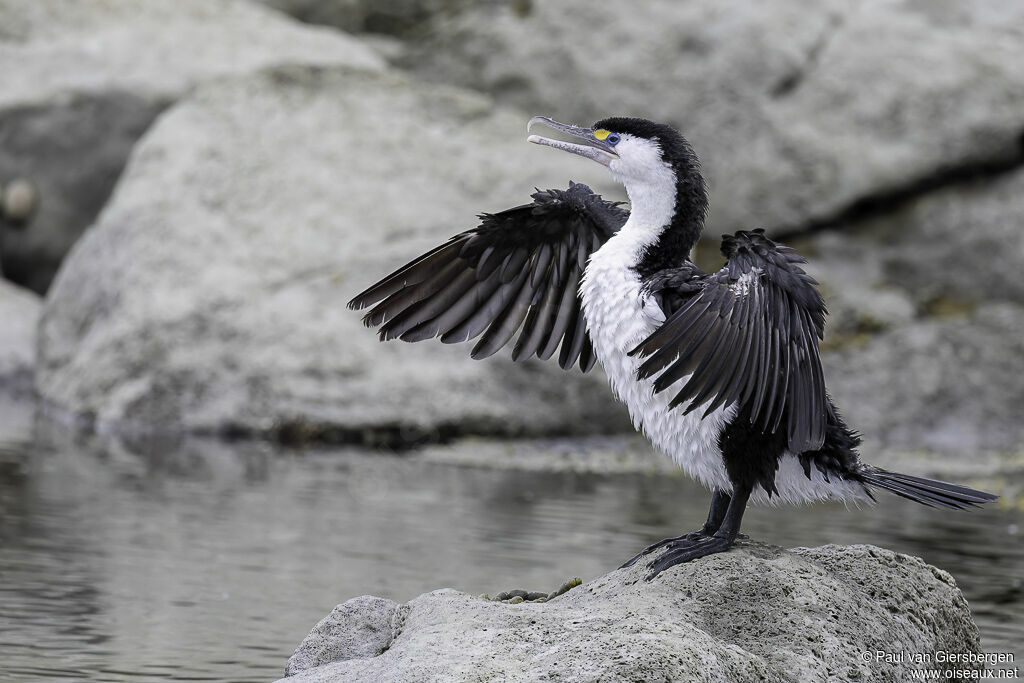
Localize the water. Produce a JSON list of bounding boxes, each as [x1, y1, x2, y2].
[[0, 409, 1020, 682]]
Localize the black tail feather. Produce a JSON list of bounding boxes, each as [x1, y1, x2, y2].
[[862, 468, 998, 510]]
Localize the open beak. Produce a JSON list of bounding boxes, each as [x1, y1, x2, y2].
[[526, 116, 618, 167]]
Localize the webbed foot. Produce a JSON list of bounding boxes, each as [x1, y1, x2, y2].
[[644, 534, 736, 581], [620, 531, 708, 568]]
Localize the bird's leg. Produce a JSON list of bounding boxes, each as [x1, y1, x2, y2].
[[644, 480, 752, 581], [620, 490, 731, 568]]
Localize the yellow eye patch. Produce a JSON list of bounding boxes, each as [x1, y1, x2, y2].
[[593, 129, 611, 140]]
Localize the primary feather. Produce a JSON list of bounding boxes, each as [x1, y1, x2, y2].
[[348, 182, 627, 371]]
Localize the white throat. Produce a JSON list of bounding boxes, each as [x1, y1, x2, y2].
[[606, 135, 679, 262]]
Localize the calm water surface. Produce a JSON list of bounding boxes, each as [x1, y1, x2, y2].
[[0, 404, 1020, 682]]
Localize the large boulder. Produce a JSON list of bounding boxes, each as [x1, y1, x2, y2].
[[280, 543, 983, 682], [401, 0, 1024, 237], [0, 279, 41, 394], [0, 0, 383, 292], [800, 167, 1024, 454], [37, 66, 629, 442], [828, 167, 1024, 309]]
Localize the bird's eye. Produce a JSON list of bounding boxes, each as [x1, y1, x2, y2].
[[607, 133, 621, 145]]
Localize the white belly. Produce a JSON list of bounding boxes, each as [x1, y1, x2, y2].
[[581, 239, 737, 495], [580, 236, 871, 506]]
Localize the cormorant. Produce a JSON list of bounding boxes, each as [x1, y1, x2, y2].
[[349, 116, 997, 580]]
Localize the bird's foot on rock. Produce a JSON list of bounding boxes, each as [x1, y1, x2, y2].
[[644, 534, 735, 581], [620, 531, 709, 568]]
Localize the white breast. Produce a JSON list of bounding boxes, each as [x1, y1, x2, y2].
[[582, 140, 871, 505], [580, 227, 872, 507], [580, 229, 737, 495]]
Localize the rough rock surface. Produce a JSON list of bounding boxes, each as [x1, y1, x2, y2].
[[0, 279, 41, 394], [286, 596, 406, 675], [403, 0, 1024, 236], [0, 0, 383, 291], [37, 66, 629, 440], [280, 543, 982, 683]]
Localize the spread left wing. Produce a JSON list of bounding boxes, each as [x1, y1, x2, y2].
[[348, 183, 627, 371], [631, 229, 829, 453]]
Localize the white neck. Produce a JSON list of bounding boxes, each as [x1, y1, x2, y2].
[[607, 156, 679, 264]]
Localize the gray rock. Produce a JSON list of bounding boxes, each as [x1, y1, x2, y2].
[[0, 0, 383, 291], [800, 167, 1024, 343], [801, 231, 918, 344], [286, 596, 407, 676], [37, 66, 629, 440], [797, 167, 1024, 456], [0, 278, 41, 394], [0, 389, 34, 447], [280, 543, 982, 682], [402, 0, 1024, 237], [824, 302, 1024, 454], [846, 167, 1024, 308]]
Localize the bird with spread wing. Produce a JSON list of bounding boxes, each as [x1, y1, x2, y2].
[[350, 116, 996, 580]]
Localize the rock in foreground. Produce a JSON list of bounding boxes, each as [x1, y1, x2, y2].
[[280, 544, 982, 682]]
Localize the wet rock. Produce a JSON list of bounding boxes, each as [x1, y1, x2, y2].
[[0, 279, 41, 395], [403, 0, 1024, 237], [0, 0, 383, 292], [280, 543, 982, 682], [37, 66, 628, 441]]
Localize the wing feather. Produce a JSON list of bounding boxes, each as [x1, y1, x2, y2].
[[471, 268, 537, 360], [513, 251, 559, 361], [633, 229, 829, 453], [540, 258, 582, 361], [559, 265, 590, 370], [349, 184, 626, 372], [350, 238, 465, 309]]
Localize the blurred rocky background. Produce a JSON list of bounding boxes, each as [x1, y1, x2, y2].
[[2, 0, 1024, 466], [3, 3, 1024, 681]]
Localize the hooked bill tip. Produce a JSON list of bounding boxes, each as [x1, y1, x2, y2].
[[526, 115, 550, 134]]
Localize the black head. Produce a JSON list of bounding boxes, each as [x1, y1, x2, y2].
[[591, 117, 700, 169], [527, 115, 709, 274], [593, 117, 708, 274]]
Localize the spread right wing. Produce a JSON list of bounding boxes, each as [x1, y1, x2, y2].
[[632, 229, 830, 452], [348, 183, 627, 372]]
